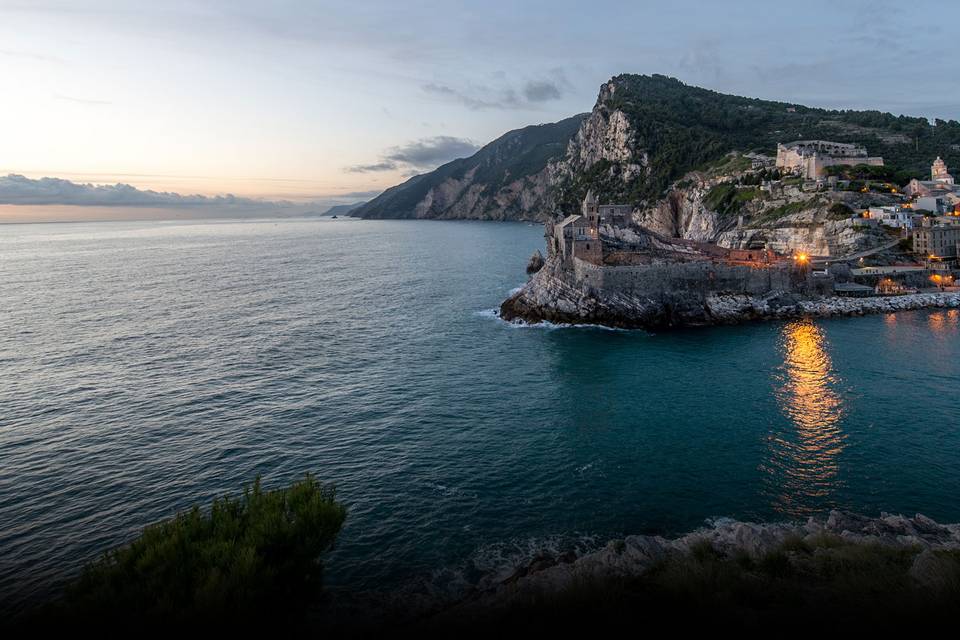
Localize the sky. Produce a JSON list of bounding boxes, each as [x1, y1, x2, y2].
[[1, 0, 957, 219]]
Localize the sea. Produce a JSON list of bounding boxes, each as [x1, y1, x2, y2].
[[1, 217, 958, 612]]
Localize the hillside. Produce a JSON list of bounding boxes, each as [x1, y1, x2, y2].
[[355, 74, 960, 222], [551, 74, 960, 212], [351, 114, 587, 220]]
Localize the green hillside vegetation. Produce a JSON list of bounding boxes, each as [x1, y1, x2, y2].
[[557, 74, 960, 209], [749, 197, 823, 227], [828, 202, 856, 219], [703, 182, 761, 218]]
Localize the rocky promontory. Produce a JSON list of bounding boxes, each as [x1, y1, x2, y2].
[[500, 254, 960, 330]]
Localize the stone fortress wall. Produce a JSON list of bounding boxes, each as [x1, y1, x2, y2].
[[776, 140, 884, 179], [571, 257, 825, 297]]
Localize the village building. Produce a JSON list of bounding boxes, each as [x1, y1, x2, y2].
[[776, 140, 883, 179], [914, 196, 953, 215], [932, 156, 955, 185], [851, 265, 926, 276], [875, 278, 910, 295], [548, 192, 636, 266], [759, 180, 784, 198], [551, 213, 601, 265], [834, 282, 875, 297], [913, 220, 960, 258], [904, 157, 960, 199], [580, 190, 632, 227], [867, 205, 915, 229]]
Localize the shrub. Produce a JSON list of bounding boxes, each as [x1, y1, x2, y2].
[[704, 183, 759, 217], [828, 202, 854, 219], [53, 474, 346, 624]]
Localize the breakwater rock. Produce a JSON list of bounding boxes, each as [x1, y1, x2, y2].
[[499, 261, 960, 329]]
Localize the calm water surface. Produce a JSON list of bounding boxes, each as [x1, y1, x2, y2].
[[1, 217, 959, 610]]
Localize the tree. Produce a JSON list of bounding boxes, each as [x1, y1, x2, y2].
[[46, 474, 347, 626]]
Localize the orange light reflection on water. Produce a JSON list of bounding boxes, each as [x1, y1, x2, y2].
[[764, 320, 846, 517], [927, 309, 959, 337]]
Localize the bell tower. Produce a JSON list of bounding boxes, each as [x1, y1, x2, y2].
[[581, 189, 600, 226]]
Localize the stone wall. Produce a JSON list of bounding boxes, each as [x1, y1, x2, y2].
[[572, 258, 815, 297]]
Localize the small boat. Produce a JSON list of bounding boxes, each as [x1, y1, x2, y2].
[[331, 215, 338, 219]]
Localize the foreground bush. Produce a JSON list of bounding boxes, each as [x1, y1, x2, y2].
[[54, 474, 346, 624]]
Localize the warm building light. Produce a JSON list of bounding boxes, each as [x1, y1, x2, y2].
[[795, 253, 809, 263]]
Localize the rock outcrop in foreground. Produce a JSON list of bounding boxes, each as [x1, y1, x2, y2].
[[467, 512, 960, 606], [321, 512, 960, 634], [415, 512, 960, 632]]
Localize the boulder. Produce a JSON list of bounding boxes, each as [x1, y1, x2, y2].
[[526, 249, 545, 275]]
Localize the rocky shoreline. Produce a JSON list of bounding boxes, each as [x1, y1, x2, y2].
[[499, 262, 960, 330], [438, 511, 960, 619]]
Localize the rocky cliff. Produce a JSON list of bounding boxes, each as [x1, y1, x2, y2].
[[499, 253, 960, 330], [637, 177, 898, 256]]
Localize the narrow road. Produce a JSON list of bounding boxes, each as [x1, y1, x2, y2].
[[812, 238, 901, 264]]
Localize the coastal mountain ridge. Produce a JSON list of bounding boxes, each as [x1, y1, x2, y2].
[[351, 114, 587, 220], [354, 74, 960, 223]]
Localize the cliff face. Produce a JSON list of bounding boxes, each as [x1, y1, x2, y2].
[[635, 183, 728, 241], [630, 175, 901, 257], [351, 115, 587, 221], [557, 82, 648, 182]]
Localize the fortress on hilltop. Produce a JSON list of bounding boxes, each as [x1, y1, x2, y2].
[[776, 140, 884, 179]]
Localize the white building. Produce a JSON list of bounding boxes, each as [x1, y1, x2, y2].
[[867, 205, 915, 229], [914, 196, 952, 215]]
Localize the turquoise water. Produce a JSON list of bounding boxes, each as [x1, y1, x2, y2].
[[1, 218, 959, 610]]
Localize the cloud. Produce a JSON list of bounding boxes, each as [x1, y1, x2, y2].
[[422, 83, 517, 111], [345, 136, 479, 173], [0, 174, 292, 207], [422, 69, 568, 111], [0, 48, 66, 64], [338, 189, 384, 199], [54, 93, 112, 106], [345, 161, 399, 173], [523, 80, 563, 103]]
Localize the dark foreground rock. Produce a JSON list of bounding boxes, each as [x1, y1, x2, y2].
[[306, 512, 960, 637], [408, 511, 960, 635]]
